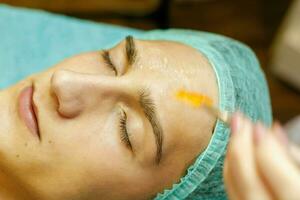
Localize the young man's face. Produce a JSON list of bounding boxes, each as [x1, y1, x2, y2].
[[0, 38, 218, 200]]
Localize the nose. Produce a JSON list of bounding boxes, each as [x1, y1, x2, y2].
[[51, 70, 127, 118]]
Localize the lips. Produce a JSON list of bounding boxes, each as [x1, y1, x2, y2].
[[18, 86, 40, 140]]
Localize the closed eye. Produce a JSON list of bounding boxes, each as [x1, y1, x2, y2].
[[101, 50, 118, 76], [119, 109, 132, 150]]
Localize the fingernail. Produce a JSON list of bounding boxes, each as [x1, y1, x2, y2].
[[254, 122, 265, 144], [231, 112, 243, 135], [273, 121, 289, 146]]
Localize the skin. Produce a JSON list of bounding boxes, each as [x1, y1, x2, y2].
[[224, 113, 300, 200], [0, 38, 219, 200]]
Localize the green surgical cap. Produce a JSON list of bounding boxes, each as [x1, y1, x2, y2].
[[137, 29, 272, 200]]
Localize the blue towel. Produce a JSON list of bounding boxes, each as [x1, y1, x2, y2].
[[0, 4, 142, 89]]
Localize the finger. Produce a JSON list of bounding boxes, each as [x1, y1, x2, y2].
[[254, 123, 300, 200], [289, 144, 300, 167], [272, 122, 288, 147], [223, 157, 240, 200], [273, 122, 300, 167], [226, 113, 271, 200]]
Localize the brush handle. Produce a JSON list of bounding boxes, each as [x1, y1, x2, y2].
[[202, 104, 232, 125]]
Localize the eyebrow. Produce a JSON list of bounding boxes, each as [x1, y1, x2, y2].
[[125, 35, 137, 66], [138, 89, 164, 164], [125, 36, 164, 164]]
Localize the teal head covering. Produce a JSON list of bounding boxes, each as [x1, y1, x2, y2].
[[137, 29, 272, 200]]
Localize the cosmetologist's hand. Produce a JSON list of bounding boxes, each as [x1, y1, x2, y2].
[[224, 112, 300, 200]]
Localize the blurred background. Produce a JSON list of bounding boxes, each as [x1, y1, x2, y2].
[[1, 0, 299, 128]]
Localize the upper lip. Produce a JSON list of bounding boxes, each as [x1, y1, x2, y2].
[[18, 84, 41, 140]]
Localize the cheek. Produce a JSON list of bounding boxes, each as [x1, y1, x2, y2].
[[73, 130, 144, 198], [42, 112, 133, 175]]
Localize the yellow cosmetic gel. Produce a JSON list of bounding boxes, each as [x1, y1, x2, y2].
[[176, 89, 232, 124], [175, 89, 213, 108]]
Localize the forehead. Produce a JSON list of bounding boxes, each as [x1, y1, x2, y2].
[[112, 38, 215, 88], [115, 39, 208, 72]]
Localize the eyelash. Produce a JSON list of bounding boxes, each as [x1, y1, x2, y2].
[[102, 51, 117, 75], [119, 110, 132, 149]]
